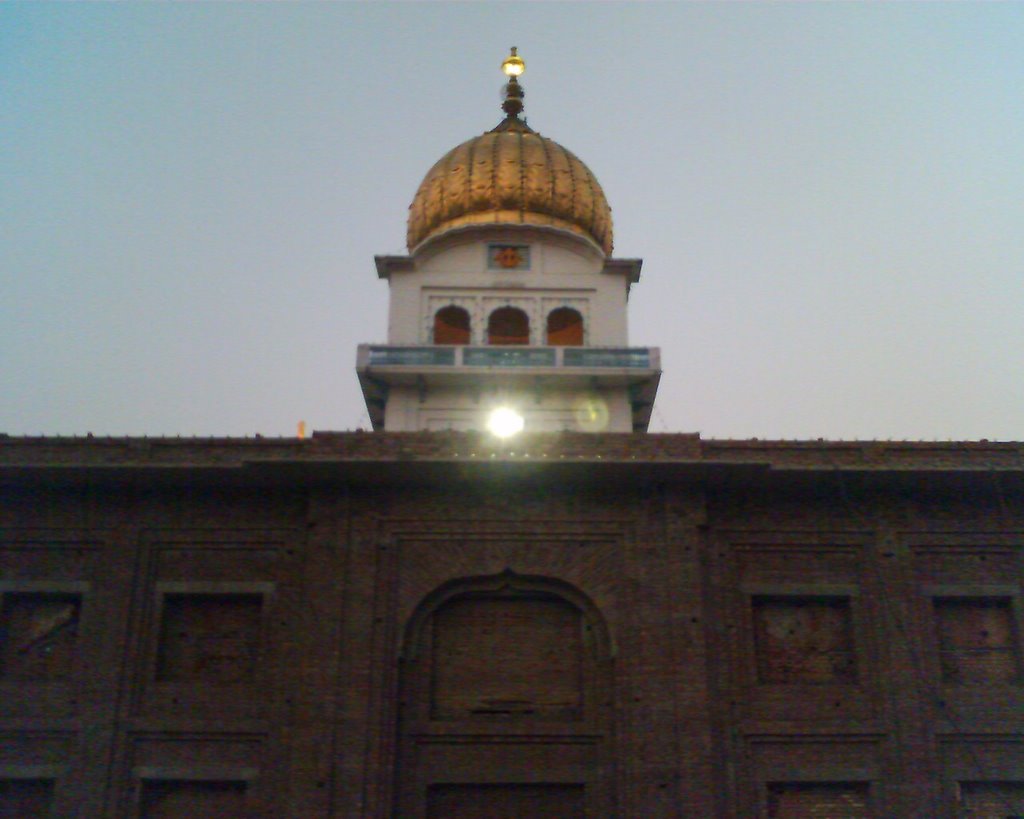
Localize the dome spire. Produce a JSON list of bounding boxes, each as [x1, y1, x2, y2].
[[406, 47, 612, 255], [500, 46, 526, 118]]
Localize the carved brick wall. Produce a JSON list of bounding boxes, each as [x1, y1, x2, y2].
[[430, 595, 584, 720], [0, 778, 55, 816], [958, 781, 1024, 817], [426, 783, 585, 818], [0, 458, 1021, 817], [139, 779, 248, 818], [0, 592, 81, 680], [155, 593, 263, 684], [752, 596, 857, 684], [766, 781, 870, 818], [933, 597, 1020, 684]]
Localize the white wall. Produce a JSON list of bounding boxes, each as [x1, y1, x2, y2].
[[376, 226, 641, 432], [387, 228, 630, 346], [383, 384, 634, 433]]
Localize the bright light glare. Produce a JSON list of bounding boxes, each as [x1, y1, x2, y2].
[[574, 395, 609, 432], [502, 58, 525, 77], [501, 48, 525, 77], [487, 406, 525, 438]]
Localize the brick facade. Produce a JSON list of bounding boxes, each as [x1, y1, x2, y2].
[[1, 431, 1023, 817]]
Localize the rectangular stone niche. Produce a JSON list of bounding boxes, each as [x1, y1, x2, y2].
[[959, 781, 1024, 817], [0, 592, 81, 681], [934, 597, 1021, 684], [752, 596, 856, 684], [427, 783, 584, 819], [0, 778, 55, 816], [156, 594, 262, 684], [140, 779, 247, 819], [766, 781, 869, 818]]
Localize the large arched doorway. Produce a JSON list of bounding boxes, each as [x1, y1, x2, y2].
[[395, 573, 615, 818]]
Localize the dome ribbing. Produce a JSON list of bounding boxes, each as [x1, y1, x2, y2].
[[406, 116, 613, 255]]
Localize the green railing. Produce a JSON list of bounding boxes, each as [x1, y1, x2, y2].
[[463, 348, 557, 367], [563, 348, 651, 368], [368, 347, 456, 366], [366, 345, 652, 369]]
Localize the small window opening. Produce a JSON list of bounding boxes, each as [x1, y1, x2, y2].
[[546, 307, 584, 346], [433, 306, 471, 345], [488, 307, 530, 346]]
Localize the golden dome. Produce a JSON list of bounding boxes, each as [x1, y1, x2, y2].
[[406, 115, 613, 255]]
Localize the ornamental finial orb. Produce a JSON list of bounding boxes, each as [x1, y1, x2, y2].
[[501, 46, 525, 78]]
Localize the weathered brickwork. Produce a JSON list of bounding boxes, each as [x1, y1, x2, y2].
[[0, 431, 1022, 816], [766, 782, 870, 818], [958, 781, 1024, 817]]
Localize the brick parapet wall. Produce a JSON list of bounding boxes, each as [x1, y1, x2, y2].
[[2, 431, 1023, 473]]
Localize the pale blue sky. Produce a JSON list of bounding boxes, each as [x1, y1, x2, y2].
[[2, 3, 1022, 439]]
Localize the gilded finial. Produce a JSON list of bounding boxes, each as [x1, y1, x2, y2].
[[501, 46, 526, 118], [501, 47, 525, 78]]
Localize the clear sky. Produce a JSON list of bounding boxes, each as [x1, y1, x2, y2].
[[2, 3, 1021, 440]]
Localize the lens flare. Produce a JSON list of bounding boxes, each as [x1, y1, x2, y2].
[[487, 406, 525, 438], [574, 395, 610, 432]]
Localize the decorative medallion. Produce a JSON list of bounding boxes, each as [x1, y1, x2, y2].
[[489, 244, 530, 270]]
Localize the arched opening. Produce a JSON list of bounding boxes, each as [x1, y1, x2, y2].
[[395, 573, 614, 818], [487, 307, 529, 346], [433, 306, 471, 345], [546, 307, 584, 346]]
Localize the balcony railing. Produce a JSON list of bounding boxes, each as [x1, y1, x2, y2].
[[563, 348, 653, 369], [365, 345, 654, 369], [463, 347, 557, 367], [366, 347, 456, 367]]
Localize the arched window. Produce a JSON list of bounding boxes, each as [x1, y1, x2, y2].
[[546, 307, 584, 346], [433, 306, 471, 345], [487, 307, 529, 345]]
